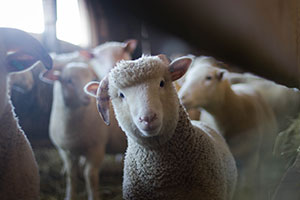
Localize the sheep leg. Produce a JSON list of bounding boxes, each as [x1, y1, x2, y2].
[[58, 149, 80, 200], [84, 147, 105, 200]]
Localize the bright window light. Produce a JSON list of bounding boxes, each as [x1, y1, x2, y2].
[[57, 0, 88, 46], [0, 0, 44, 33]]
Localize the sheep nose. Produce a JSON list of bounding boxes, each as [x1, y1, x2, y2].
[[139, 113, 157, 124]]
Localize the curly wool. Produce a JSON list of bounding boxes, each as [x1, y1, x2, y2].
[[123, 105, 237, 200], [110, 55, 168, 88]]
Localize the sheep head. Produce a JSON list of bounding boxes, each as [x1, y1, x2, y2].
[[89, 39, 138, 79], [178, 57, 227, 110], [42, 62, 97, 108], [85, 54, 192, 146]]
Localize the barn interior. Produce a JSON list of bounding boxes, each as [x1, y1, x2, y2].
[[2, 0, 300, 199]]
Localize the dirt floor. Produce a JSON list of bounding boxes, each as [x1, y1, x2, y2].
[[34, 147, 123, 200], [34, 146, 286, 200]]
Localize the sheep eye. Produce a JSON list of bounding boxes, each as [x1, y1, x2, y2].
[[206, 76, 212, 80], [160, 80, 165, 87], [119, 92, 125, 98]]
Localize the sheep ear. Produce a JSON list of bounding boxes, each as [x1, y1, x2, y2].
[[216, 69, 226, 81], [96, 76, 110, 125], [124, 39, 138, 53], [168, 56, 193, 81], [1, 28, 52, 72], [84, 81, 100, 98], [79, 50, 95, 60], [39, 69, 61, 84]]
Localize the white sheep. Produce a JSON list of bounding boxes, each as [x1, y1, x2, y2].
[[0, 27, 52, 200], [85, 55, 237, 200], [178, 57, 281, 200], [41, 63, 128, 200], [89, 40, 137, 79], [225, 71, 300, 132], [50, 39, 137, 79]]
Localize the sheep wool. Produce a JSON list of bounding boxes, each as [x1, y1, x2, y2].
[[123, 105, 237, 200], [0, 102, 39, 200], [101, 55, 237, 200]]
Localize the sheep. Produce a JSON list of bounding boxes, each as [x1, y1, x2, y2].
[[0, 28, 52, 200], [184, 56, 300, 132], [50, 39, 137, 79], [39, 39, 136, 200], [85, 55, 237, 200], [178, 57, 281, 200], [225, 71, 300, 132], [41, 61, 127, 200], [88, 40, 137, 79]]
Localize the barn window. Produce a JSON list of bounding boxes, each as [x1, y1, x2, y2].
[[0, 0, 45, 33], [0, 0, 89, 47], [56, 0, 89, 46]]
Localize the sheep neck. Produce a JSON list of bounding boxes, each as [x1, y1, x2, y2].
[[51, 82, 98, 131], [204, 83, 255, 137]]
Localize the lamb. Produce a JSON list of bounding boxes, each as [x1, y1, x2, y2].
[[85, 55, 237, 200], [0, 28, 52, 200], [39, 40, 136, 200], [178, 57, 281, 200], [41, 63, 127, 200]]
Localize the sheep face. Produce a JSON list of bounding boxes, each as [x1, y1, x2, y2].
[[62, 64, 97, 108], [43, 62, 97, 108], [178, 64, 226, 110], [112, 75, 178, 142], [85, 55, 192, 146]]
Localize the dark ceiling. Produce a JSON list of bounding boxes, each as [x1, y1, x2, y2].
[[98, 0, 299, 87]]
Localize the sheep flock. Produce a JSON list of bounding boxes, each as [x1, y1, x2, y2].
[[1, 27, 299, 200]]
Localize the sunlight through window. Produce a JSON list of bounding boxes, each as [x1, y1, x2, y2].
[[57, 0, 88, 46], [0, 0, 44, 33]]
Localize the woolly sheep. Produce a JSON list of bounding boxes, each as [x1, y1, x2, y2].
[[85, 55, 237, 200], [41, 63, 128, 200], [178, 57, 280, 200], [0, 28, 52, 200]]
